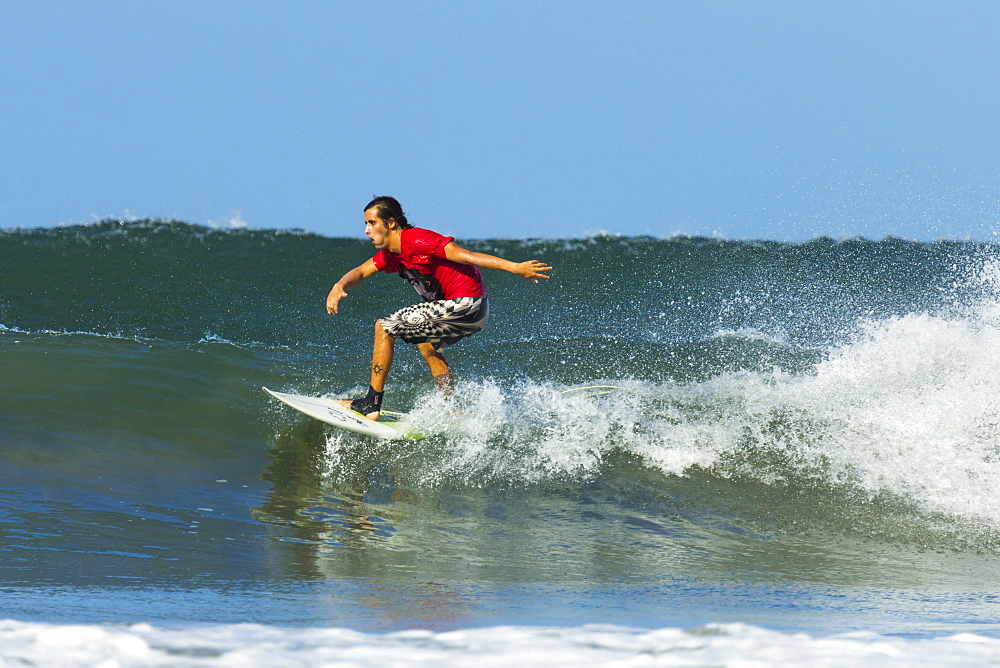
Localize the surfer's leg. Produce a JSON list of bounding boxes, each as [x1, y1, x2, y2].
[[341, 319, 394, 419], [370, 319, 395, 393], [417, 342, 453, 396]]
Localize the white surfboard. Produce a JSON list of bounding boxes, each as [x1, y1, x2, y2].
[[263, 387, 417, 439]]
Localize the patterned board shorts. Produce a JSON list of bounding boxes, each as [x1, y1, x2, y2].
[[381, 296, 490, 348]]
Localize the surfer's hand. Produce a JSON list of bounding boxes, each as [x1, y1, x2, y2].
[[326, 285, 348, 314], [516, 260, 552, 283]]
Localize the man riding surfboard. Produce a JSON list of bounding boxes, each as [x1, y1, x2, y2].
[[326, 196, 552, 420]]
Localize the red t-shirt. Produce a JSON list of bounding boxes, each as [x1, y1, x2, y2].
[[372, 228, 486, 301]]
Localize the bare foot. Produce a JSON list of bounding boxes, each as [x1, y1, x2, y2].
[[338, 399, 380, 421]]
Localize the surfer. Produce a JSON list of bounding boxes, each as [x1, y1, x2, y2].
[[326, 196, 552, 420]]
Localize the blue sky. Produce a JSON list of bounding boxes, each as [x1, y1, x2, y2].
[[2, 1, 998, 241]]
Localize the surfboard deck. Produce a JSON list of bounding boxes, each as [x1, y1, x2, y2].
[[263, 387, 417, 439]]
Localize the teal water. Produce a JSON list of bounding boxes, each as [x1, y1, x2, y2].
[[3, 221, 1000, 641]]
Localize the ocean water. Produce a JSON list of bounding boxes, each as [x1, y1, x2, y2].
[[3, 220, 1000, 665]]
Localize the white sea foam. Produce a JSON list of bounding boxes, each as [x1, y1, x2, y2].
[[628, 302, 1000, 524], [206, 210, 250, 229], [0, 620, 997, 666], [366, 288, 1000, 532]]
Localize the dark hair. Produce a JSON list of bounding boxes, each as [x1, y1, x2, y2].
[[364, 195, 412, 229]]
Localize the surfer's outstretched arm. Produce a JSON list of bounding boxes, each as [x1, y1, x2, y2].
[[326, 259, 379, 314], [443, 243, 552, 283]]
